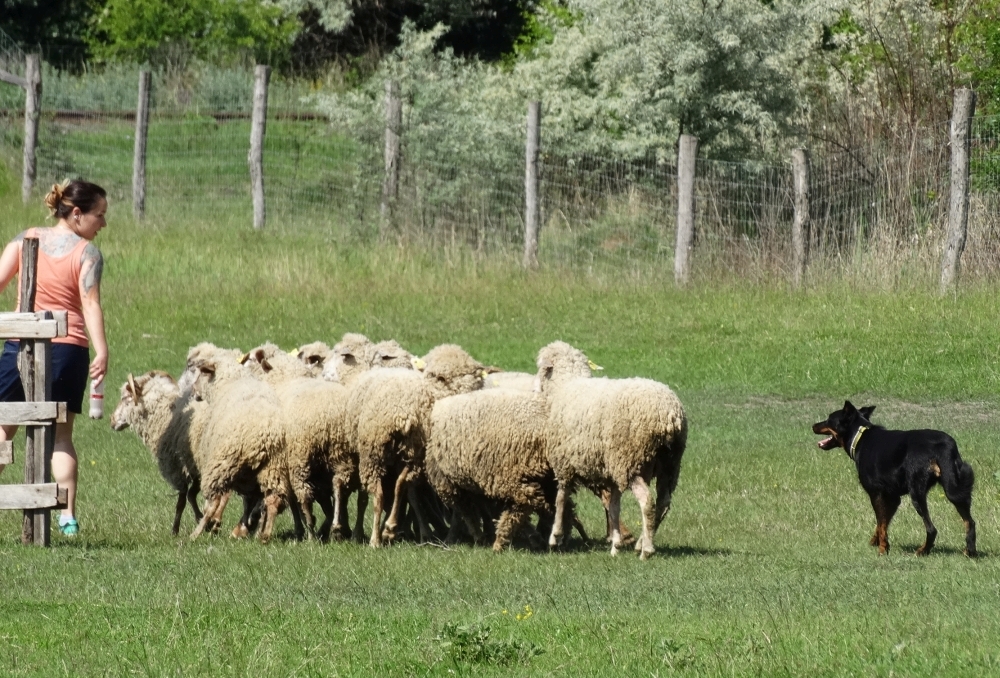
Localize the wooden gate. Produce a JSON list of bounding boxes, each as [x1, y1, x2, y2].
[[0, 238, 68, 545]]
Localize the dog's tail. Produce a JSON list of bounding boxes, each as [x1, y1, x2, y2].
[[942, 455, 975, 504]]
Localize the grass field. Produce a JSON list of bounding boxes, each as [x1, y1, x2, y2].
[[1, 185, 1000, 676]]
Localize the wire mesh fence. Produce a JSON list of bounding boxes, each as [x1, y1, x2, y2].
[[2, 58, 1000, 285]]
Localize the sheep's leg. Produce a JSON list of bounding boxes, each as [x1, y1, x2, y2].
[[631, 477, 656, 560], [171, 487, 188, 536], [607, 488, 623, 556], [233, 494, 260, 538], [187, 483, 203, 523], [315, 491, 335, 542], [353, 489, 368, 544], [493, 507, 528, 553], [600, 488, 634, 545], [548, 484, 568, 549], [382, 467, 411, 543], [330, 478, 346, 540], [369, 482, 385, 548], [191, 494, 221, 540], [210, 491, 231, 534], [258, 493, 283, 544], [406, 482, 434, 543]]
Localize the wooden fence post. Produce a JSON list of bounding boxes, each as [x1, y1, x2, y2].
[[21, 53, 41, 205], [523, 101, 542, 270], [940, 88, 976, 294], [381, 80, 402, 230], [674, 134, 698, 285], [791, 149, 810, 288], [249, 64, 270, 230], [133, 70, 151, 221], [16, 239, 53, 545]]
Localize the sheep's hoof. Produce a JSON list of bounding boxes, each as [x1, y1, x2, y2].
[[609, 545, 619, 557], [639, 547, 655, 561]]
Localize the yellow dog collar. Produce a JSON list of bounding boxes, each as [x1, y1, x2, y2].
[[849, 426, 869, 461]]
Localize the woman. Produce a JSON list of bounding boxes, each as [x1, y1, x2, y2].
[[0, 179, 108, 536]]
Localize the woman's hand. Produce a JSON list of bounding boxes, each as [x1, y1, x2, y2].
[[90, 352, 108, 386]]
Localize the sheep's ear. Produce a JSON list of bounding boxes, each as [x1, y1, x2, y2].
[[260, 357, 273, 372], [127, 373, 139, 398], [238, 352, 250, 364], [587, 359, 603, 371], [197, 361, 217, 377], [484, 365, 503, 375], [537, 355, 553, 371]]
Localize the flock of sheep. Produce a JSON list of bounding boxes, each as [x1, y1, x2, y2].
[[111, 334, 688, 559]]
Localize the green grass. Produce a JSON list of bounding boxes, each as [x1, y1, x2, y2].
[[1, 188, 1000, 676]]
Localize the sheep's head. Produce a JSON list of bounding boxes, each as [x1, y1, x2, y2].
[[534, 341, 597, 393], [322, 333, 374, 384], [420, 344, 485, 397], [295, 341, 331, 376], [111, 370, 177, 431], [371, 340, 414, 370], [190, 359, 226, 402], [178, 343, 242, 395]]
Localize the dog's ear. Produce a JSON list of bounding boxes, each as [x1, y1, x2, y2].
[[843, 400, 857, 414], [859, 405, 875, 419]]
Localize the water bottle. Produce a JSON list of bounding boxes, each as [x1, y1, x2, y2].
[[89, 380, 104, 419]]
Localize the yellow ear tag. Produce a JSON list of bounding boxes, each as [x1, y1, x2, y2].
[[588, 360, 604, 371], [412, 357, 426, 371], [288, 347, 299, 356], [238, 352, 249, 364]]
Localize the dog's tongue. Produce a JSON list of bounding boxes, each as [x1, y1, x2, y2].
[[818, 437, 833, 448]]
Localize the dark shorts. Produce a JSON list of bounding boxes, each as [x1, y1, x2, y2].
[[0, 340, 90, 415]]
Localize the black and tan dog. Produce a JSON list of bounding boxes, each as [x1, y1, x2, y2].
[[812, 401, 977, 557]]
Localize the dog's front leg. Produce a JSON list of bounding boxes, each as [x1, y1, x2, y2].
[[871, 494, 900, 555]]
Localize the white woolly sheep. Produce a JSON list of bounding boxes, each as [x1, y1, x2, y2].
[[111, 370, 204, 535], [348, 343, 485, 547], [188, 355, 288, 543], [536, 341, 687, 559], [425, 387, 553, 551]]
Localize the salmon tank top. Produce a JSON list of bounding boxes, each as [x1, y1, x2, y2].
[[14, 227, 91, 347]]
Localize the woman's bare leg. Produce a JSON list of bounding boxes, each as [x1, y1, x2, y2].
[[52, 415, 78, 520]]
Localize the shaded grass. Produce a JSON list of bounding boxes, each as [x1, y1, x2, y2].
[[0, 196, 999, 675]]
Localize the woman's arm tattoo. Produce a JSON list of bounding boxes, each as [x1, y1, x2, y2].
[[80, 244, 104, 296]]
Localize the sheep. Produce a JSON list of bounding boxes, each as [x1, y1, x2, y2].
[[425, 386, 553, 551], [175, 342, 271, 536], [537, 341, 687, 559], [110, 370, 205, 535], [188, 355, 288, 543], [348, 343, 486, 547]]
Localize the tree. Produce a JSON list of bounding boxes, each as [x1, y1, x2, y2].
[[1, 0, 94, 69]]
